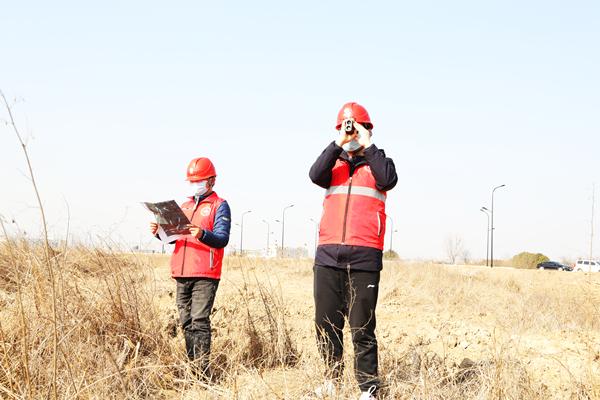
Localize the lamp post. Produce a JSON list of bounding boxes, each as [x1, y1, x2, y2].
[[240, 210, 251, 256], [281, 204, 294, 257], [490, 184, 506, 268], [480, 207, 490, 267], [309, 218, 319, 256], [262, 219, 270, 257]]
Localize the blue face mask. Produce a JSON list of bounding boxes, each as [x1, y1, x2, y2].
[[191, 180, 209, 196]]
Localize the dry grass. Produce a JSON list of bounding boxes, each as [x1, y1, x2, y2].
[[0, 242, 599, 399]]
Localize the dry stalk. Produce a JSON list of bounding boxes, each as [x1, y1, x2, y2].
[[1, 90, 59, 399], [0, 217, 31, 398]]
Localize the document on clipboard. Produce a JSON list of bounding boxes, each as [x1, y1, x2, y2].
[[143, 200, 191, 243]]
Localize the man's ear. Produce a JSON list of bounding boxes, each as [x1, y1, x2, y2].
[[208, 177, 216, 188]]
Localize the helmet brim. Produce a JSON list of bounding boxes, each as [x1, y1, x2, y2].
[[186, 175, 217, 182]]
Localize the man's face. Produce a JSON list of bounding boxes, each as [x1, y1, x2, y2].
[[344, 122, 372, 155], [190, 177, 215, 195]]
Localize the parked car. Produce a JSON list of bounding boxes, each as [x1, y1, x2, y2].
[[536, 261, 572, 271], [573, 260, 600, 272]]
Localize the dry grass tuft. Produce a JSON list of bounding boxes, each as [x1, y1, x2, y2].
[[0, 241, 171, 398], [0, 242, 302, 399], [377, 345, 549, 399], [211, 269, 300, 375]]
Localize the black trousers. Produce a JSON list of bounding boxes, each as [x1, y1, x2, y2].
[[175, 277, 219, 372], [314, 265, 380, 392]]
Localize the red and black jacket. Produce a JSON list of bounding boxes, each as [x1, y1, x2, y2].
[[309, 141, 397, 271]]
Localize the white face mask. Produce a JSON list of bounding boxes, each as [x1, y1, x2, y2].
[[191, 180, 209, 196], [342, 139, 363, 153]]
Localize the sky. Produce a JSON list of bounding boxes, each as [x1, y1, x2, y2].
[[1, 1, 599, 261]]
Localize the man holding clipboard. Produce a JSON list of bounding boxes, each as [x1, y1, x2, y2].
[[149, 157, 231, 379]]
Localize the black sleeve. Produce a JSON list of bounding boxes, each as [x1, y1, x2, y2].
[[363, 144, 398, 191], [309, 141, 344, 189]]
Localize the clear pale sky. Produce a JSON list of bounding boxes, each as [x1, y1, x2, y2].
[[1, 1, 599, 261]]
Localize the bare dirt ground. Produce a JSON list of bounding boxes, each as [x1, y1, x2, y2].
[[149, 257, 600, 399]]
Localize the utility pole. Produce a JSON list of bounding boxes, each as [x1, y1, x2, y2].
[[480, 207, 490, 266], [490, 184, 506, 268], [281, 204, 294, 257], [387, 215, 395, 253], [240, 210, 251, 256]]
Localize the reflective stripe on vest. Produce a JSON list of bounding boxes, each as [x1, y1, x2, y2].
[[325, 185, 387, 203], [318, 160, 387, 250]]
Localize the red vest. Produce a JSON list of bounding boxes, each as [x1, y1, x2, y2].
[[318, 160, 387, 250], [170, 192, 225, 279]]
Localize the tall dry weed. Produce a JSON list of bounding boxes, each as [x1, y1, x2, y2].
[[0, 243, 304, 399], [0, 242, 171, 398], [211, 266, 300, 374]]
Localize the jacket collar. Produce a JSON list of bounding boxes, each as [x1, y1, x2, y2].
[[340, 151, 367, 167], [187, 191, 217, 203]]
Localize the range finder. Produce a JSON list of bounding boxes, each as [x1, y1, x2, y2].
[[342, 119, 354, 134]]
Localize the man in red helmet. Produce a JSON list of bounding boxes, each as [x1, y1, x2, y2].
[[150, 157, 231, 379], [309, 102, 397, 399]]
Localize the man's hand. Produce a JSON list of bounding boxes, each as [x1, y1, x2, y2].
[[187, 224, 203, 239], [354, 121, 373, 149], [150, 222, 159, 235], [335, 127, 358, 148]]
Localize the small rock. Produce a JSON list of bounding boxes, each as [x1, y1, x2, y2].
[[459, 358, 475, 369]]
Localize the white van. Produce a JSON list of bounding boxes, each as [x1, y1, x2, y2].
[[574, 260, 600, 272]]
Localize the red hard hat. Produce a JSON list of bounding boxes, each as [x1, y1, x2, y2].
[[186, 157, 216, 181], [335, 102, 373, 130]]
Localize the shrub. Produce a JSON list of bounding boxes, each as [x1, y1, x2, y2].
[[511, 252, 549, 269], [384, 250, 400, 260]]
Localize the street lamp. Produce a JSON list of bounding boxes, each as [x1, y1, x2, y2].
[[262, 219, 270, 257], [281, 204, 294, 257], [309, 218, 319, 256], [480, 207, 490, 267], [490, 184, 506, 268], [240, 210, 251, 256]]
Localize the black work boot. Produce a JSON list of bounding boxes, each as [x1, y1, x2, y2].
[[184, 331, 212, 381]]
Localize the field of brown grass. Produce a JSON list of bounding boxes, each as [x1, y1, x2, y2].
[[1, 242, 599, 399]]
